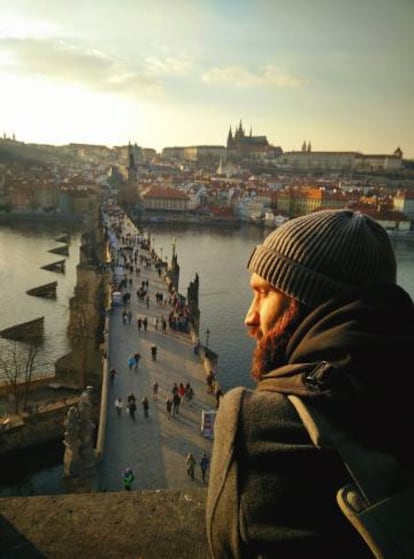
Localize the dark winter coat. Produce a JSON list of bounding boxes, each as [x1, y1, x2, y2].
[[206, 285, 414, 558]]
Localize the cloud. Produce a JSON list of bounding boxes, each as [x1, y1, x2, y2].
[[0, 37, 164, 97], [144, 54, 193, 76], [202, 64, 304, 88]]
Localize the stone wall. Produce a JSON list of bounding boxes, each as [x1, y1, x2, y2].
[[0, 489, 211, 559]]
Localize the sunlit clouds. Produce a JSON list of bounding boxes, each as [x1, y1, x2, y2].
[[202, 64, 304, 88], [0, 0, 413, 155], [0, 38, 164, 97]]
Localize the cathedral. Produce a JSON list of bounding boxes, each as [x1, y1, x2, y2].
[[226, 120, 277, 160]]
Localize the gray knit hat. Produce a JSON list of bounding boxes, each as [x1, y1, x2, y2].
[[247, 209, 396, 308]]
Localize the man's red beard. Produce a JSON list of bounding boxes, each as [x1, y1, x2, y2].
[[250, 299, 302, 381]]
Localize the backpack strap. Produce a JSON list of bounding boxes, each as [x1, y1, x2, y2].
[[288, 394, 414, 559]]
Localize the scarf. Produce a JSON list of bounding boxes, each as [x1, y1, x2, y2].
[[257, 284, 414, 462]]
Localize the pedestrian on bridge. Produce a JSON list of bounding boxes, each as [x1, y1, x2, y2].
[[134, 352, 141, 371], [128, 399, 137, 420], [200, 452, 210, 483], [186, 452, 196, 481], [166, 397, 172, 419], [115, 397, 123, 416], [123, 467, 134, 491], [172, 392, 181, 416], [141, 396, 150, 418]]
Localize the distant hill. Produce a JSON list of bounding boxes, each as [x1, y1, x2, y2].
[[0, 139, 77, 164]]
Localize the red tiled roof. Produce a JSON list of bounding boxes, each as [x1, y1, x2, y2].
[[142, 185, 189, 200]]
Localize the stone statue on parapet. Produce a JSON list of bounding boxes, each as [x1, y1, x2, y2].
[[63, 386, 96, 477], [187, 273, 200, 308]]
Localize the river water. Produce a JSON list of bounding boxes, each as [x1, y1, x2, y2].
[[0, 221, 83, 385], [1, 220, 413, 495]]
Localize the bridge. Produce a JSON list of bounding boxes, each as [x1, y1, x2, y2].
[[96, 218, 216, 492], [0, 215, 219, 557]]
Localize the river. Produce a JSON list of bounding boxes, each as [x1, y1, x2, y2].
[[0, 221, 83, 383], [1, 220, 413, 496]]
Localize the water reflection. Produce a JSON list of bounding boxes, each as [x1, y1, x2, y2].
[[0, 222, 83, 380]]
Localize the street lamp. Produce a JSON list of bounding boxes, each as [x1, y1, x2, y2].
[[206, 328, 210, 349]]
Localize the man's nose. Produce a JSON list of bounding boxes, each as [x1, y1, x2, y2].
[[244, 300, 258, 326]]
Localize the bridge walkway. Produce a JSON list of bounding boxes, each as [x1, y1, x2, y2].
[[97, 223, 215, 492]]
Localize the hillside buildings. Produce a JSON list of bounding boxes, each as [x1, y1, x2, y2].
[[0, 129, 413, 230]]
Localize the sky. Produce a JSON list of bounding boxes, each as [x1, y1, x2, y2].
[[0, 0, 413, 157]]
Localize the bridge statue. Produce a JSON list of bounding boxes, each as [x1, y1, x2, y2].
[[63, 386, 96, 477]]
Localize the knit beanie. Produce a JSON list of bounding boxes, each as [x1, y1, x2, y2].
[[247, 209, 397, 308]]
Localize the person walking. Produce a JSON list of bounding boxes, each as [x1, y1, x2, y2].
[[199, 452, 210, 483], [115, 397, 123, 416], [206, 209, 414, 559], [151, 344, 157, 361], [109, 368, 116, 385], [165, 397, 172, 420], [141, 396, 149, 418], [152, 381, 159, 401], [185, 382, 194, 402], [122, 467, 134, 491], [186, 452, 196, 481], [178, 382, 186, 402], [133, 352, 141, 371], [172, 392, 181, 417], [128, 398, 137, 420]]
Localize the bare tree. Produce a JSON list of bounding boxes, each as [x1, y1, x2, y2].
[[0, 339, 40, 414]]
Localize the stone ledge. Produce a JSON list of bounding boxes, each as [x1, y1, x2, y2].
[[0, 488, 211, 559]]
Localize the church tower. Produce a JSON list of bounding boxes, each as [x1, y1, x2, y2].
[[128, 142, 137, 185], [120, 142, 138, 211], [227, 126, 233, 149]]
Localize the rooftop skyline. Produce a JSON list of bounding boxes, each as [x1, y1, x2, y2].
[[0, 0, 413, 157]]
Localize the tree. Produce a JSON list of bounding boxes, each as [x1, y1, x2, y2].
[[0, 339, 40, 413]]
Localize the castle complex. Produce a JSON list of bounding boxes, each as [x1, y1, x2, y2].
[[226, 120, 282, 160]]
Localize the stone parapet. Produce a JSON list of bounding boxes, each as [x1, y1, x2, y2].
[[0, 489, 211, 558]]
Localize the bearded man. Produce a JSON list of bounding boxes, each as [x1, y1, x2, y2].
[[206, 209, 414, 559]]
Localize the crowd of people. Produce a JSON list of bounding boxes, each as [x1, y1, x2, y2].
[[105, 211, 215, 494]]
